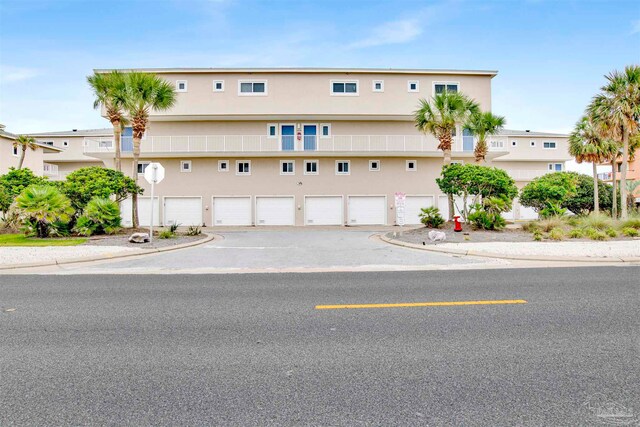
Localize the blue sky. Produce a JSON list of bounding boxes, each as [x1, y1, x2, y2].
[[0, 0, 638, 136]]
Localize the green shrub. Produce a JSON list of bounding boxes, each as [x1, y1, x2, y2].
[[569, 228, 585, 239], [159, 230, 174, 239], [549, 227, 565, 241], [561, 172, 614, 214], [73, 197, 121, 236], [13, 185, 74, 238], [537, 216, 566, 233], [468, 210, 506, 230], [419, 207, 445, 228], [621, 227, 639, 237], [521, 221, 539, 233], [577, 213, 613, 231], [169, 222, 180, 233], [532, 231, 543, 241], [0, 168, 48, 212], [621, 216, 640, 230], [585, 227, 607, 241], [605, 228, 618, 238], [62, 167, 142, 213], [186, 225, 201, 236], [520, 172, 577, 218]]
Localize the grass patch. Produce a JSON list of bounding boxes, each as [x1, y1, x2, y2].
[[0, 234, 87, 247], [549, 227, 565, 241], [569, 228, 585, 239], [537, 217, 566, 233], [622, 227, 639, 237], [621, 216, 640, 230], [576, 213, 613, 231]]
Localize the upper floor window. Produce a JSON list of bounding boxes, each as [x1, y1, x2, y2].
[[369, 160, 380, 171], [408, 81, 419, 92], [41, 141, 54, 146], [490, 140, 505, 150], [320, 124, 331, 137], [137, 162, 150, 174], [530, 141, 536, 147], [336, 160, 350, 175], [304, 160, 319, 175], [267, 124, 277, 138], [239, 80, 267, 96], [543, 141, 557, 149], [213, 80, 224, 92], [331, 80, 358, 95], [176, 80, 188, 92], [406, 160, 417, 171], [12, 146, 18, 156], [372, 80, 384, 92], [180, 160, 192, 173], [218, 160, 229, 172], [62, 140, 69, 147], [548, 163, 564, 172], [280, 160, 295, 175], [434, 82, 459, 94], [236, 160, 251, 175], [511, 141, 517, 147]]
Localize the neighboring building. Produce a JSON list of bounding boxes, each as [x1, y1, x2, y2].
[[597, 156, 640, 205], [30, 128, 112, 181], [74, 68, 569, 226], [0, 124, 62, 176]]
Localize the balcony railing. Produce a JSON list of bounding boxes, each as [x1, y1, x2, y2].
[[597, 172, 613, 181], [505, 169, 549, 180], [83, 135, 469, 154], [43, 163, 58, 177]]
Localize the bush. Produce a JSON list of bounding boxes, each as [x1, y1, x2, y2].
[[186, 225, 201, 236], [468, 210, 506, 230], [621, 216, 640, 230], [532, 230, 543, 241], [585, 227, 607, 241], [62, 167, 142, 213], [606, 228, 618, 238], [569, 228, 585, 239], [520, 172, 578, 218], [159, 230, 174, 239], [549, 227, 565, 241], [73, 197, 121, 236], [561, 172, 613, 214], [169, 223, 180, 233], [419, 207, 444, 228], [13, 185, 74, 238], [0, 168, 48, 212], [621, 227, 639, 237]]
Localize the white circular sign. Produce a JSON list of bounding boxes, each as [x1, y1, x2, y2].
[[144, 162, 165, 184]]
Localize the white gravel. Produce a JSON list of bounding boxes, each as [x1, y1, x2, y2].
[[0, 246, 141, 267], [437, 240, 640, 258]]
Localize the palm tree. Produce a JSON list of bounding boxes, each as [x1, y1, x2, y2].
[[87, 71, 127, 172], [568, 115, 618, 214], [589, 65, 640, 219], [464, 111, 506, 163], [121, 72, 176, 227], [13, 135, 38, 169], [14, 185, 74, 237], [415, 91, 478, 219]]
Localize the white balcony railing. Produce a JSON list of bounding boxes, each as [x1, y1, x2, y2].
[[43, 163, 58, 177], [597, 172, 613, 181], [83, 135, 471, 154], [505, 169, 549, 180]]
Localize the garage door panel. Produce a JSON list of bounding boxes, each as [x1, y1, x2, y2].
[[348, 196, 386, 225], [213, 197, 252, 226], [164, 197, 202, 226], [305, 196, 343, 225], [256, 197, 295, 226], [121, 197, 160, 227], [404, 196, 435, 225], [438, 195, 464, 220]]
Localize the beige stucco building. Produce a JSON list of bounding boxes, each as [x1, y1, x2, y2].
[[45, 68, 570, 226], [0, 125, 62, 177]]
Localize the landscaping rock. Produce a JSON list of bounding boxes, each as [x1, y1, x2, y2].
[[428, 230, 447, 242], [128, 233, 150, 243]]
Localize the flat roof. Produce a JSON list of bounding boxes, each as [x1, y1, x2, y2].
[[28, 128, 112, 137], [498, 129, 568, 137], [94, 67, 498, 77]]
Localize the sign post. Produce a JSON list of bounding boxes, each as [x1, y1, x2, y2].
[[143, 162, 165, 243], [394, 192, 406, 234]]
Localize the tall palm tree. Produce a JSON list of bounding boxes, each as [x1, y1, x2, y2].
[[122, 72, 176, 227], [589, 65, 640, 219], [87, 71, 127, 172], [464, 111, 506, 163], [568, 115, 617, 214], [13, 135, 38, 169], [415, 91, 478, 219]]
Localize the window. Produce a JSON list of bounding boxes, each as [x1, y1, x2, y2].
[[238, 80, 267, 96], [213, 80, 224, 92], [12, 146, 18, 156], [236, 160, 251, 175], [137, 162, 150, 174], [434, 82, 459, 94], [543, 141, 557, 149], [548, 163, 564, 172], [408, 80, 419, 92], [511, 141, 517, 147], [62, 140, 69, 147], [176, 80, 188, 92], [530, 141, 536, 147], [331, 80, 358, 95], [218, 160, 229, 172], [180, 160, 192, 173], [320, 124, 331, 137], [280, 160, 295, 175], [406, 160, 417, 171], [372, 80, 384, 92], [336, 160, 350, 175], [41, 141, 54, 146], [369, 160, 380, 171], [490, 140, 505, 150], [267, 124, 277, 138], [304, 160, 319, 175]]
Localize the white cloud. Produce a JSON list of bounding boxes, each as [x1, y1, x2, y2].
[[0, 66, 40, 84], [348, 18, 423, 49]]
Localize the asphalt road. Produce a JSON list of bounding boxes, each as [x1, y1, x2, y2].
[[1, 267, 639, 426]]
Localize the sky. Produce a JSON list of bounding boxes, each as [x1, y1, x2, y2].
[[0, 0, 639, 172]]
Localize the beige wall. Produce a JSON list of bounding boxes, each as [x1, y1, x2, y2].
[[0, 135, 46, 176], [40, 135, 106, 163], [490, 135, 571, 162], [145, 71, 493, 119]]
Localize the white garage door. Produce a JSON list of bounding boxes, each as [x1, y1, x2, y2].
[[519, 205, 538, 220], [348, 196, 386, 225], [120, 197, 159, 227], [404, 196, 435, 225], [305, 196, 343, 225], [164, 197, 202, 226], [212, 196, 252, 226], [256, 197, 295, 225], [438, 195, 465, 220]]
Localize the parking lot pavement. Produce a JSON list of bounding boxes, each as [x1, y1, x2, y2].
[[47, 229, 495, 274]]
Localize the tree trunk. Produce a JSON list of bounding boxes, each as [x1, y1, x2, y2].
[[611, 159, 618, 218], [17, 146, 26, 169], [132, 136, 141, 228], [592, 162, 599, 214], [444, 146, 454, 221], [620, 129, 629, 219], [113, 121, 122, 172]]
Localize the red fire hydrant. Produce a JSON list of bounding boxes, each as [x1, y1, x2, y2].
[[453, 215, 463, 232]]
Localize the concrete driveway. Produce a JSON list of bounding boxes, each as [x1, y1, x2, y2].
[[51, 229, 497, 274]]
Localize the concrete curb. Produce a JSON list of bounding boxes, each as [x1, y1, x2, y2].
[[379, 233, 640, 263], [0, 233, 217, 271]]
